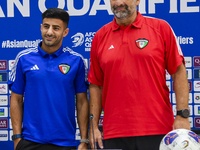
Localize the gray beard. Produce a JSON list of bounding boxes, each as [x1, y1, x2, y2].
[[113, 10, 129, 19]]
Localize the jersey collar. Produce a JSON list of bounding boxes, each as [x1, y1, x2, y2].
[[38, 42, 64, 57], [112, 11, 143, 31]]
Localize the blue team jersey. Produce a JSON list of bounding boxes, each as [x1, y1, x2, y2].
[[9, 42, 88, 146]]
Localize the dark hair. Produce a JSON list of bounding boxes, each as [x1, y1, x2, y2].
[[42, 8, 70, 28]]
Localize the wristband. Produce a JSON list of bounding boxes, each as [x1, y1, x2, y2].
[[80, 139, 89, 144], [12, 134, 22, 140]]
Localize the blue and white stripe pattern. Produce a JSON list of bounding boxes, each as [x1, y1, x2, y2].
[[9, 48, 38, 82]]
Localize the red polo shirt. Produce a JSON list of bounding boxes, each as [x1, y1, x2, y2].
[[88, 12, 184, 140]]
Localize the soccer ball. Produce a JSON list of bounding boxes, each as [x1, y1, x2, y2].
[[159, 129, 200, 150]]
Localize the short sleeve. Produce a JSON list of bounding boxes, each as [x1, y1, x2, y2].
[[74, 58, 88, 93], [8, 57, 25, 95], [88, 34, 104, 86], [164, 22, 184, 75]]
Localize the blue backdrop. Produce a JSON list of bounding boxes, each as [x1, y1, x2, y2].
[[0, 0, 199, 149]]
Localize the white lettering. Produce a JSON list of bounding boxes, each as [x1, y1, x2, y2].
[[7, 0, 30, 17], [0, 6, 5, 17], [85, 42, 91, 47], [180, 0, 199, 13], [38, 0, 65, 13], [177, 36, 194, 45], [89, 0, 113, 15], [149, 0, 164, 14], [85, 32, 96, 37], [85, 48, 91, 51], [0, 121, 6, 124], [140, 0, 199, 14], [138, 0, 146, 14], [2, 39, 42, 48], [169, 0, 178, 13], [0, 0, 199, 17], [67, 0, 90, 16], [85, 37, 93, 42]]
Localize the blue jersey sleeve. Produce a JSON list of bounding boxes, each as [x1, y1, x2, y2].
[[8, 57, 25, 95], [74, 58, 88, 93]]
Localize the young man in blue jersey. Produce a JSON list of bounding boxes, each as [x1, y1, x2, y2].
[[9, 8, 89, 150]]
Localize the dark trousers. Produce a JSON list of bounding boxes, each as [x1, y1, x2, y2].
[[104, 135, 165, 150], [16, 139, 76, 150]]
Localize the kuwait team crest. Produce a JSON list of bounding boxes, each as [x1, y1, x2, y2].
[[59, 63, 70, 74], [136, 39, 149, 49]]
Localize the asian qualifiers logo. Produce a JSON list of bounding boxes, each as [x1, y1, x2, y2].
[[71, 33, 84, 47], [71, 32, 95, 52]]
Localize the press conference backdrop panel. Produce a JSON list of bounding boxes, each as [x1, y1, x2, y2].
[[0, 0, 199, 149]]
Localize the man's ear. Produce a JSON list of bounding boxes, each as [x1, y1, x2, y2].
[[63, 28, 69, 37], [136, 0, 140, 6]]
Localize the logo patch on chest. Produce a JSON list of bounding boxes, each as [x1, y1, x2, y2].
[[135, 39, 149, 49], [59, 63, 70, 74]]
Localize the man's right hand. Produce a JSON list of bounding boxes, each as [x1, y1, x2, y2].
[[14, 138, 22, 150], [89, 128, 104, 149]]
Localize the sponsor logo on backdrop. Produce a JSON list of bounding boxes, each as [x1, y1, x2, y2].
[[195, 96, 200, 100], [195, 117, 200, 127], [0, 119, 8, 129], [0, 131, 8, 141], [194, 69, 200, 79], [194, 93, 200, 103], [0, 108, 5, 116], [194, 105, 200, 115], [189, 117, 193, 128], [9, 60, 15, 70], [166, 70, 171, 80], [184, 57, 192, 67], [10, 118, 12, 129], [0, 84, 7, 94], [194, 81, 200, 91], [189, 93, 192, 103], [166, 81, 171, 91], [2, 39, 42, 49], [99, 118, 103, 127], [0, 95, 8, 106], [71, 32, 95, 52], [0, 72, 7, 82], [194, 57, 200, 67], [0, 107, 8, 117], [0, 61, 7, 71], [10, 130, 13, 141], [186, 69, 192, 79], [188, 81, 192, 91]]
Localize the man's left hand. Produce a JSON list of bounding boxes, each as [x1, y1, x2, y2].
[[173, 115, 191, 130], [77, 142, 88, 150]]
